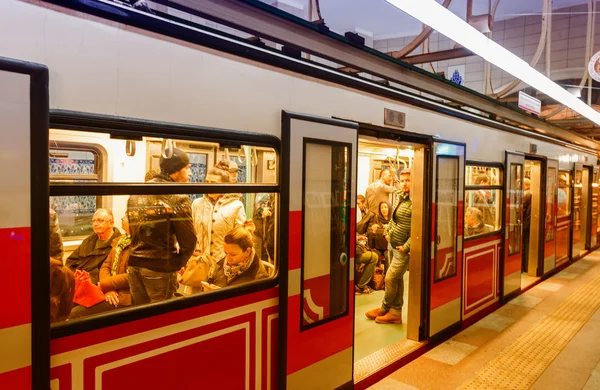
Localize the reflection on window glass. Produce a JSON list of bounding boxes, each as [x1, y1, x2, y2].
[[573, 170, 582, 232], [464, 165, 503, 239], [508, 163, 522, 255], [49, 148, 99, 239], [435, 156, 458, 281], [465, 165, 502, 186], [50, 192, 278, 323], [301, 141, 350, 328], [558, 171, 571, 217], [546, 167, 557, 242]]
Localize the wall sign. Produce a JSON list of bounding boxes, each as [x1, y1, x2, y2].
[[588, 51, 600, 82], [518, 91, 541, 116], [447, 64, 465, 86]]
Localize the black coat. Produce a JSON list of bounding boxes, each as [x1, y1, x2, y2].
[[127, 174, 197, 273], [66, 228, 121, 284], [357, 209, 377, 235]]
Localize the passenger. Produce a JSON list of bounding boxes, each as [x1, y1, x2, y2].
[[253, 193, 275, 263], [472, 174, 495, 226], [50, 258, 75, 323], [49, 208, 64, 261], [69, 215, 132, 319], [357, 194, 377, 235], [354, 234, 378, 295], [376, 201, 392, 226], [365, 169, 397, 215], [144, 168, 161, 182], [127, 148, 197, 305], [192, 167, 246, 269], [202, 227, 268, 290], [66, 209, 121, 284], [522, 178, 532, 272], [216, 159, 241, 184], [464, 207, 491, 237], [372, 201, 392, 274], [366, 169, 412, 324]]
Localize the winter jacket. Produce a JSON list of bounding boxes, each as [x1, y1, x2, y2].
[[127, 173, 197, 273], [356, 208, 377, 235], [98, 236, 132, 307], [66, 228, 122, 284], [209, 251, 269, 288], [192, 194, 246, 266]]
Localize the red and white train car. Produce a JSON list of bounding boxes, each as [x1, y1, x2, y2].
[[1, 0, 599, 389]]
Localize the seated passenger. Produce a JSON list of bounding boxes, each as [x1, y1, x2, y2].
[[356, 195, 376, 235], [70, 215, 132, 319], [192, 168, 246, 268], [464, 207, 492, 237], [202, 227, 268, 290], [66, 209, 121, 284], [49, 208, 64, 261], [354, 234, 379, 295], [50, 258, 75, 323]]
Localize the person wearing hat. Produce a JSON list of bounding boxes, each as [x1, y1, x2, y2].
[[126, 148, 197, 305], [216, 159, 241, 184]]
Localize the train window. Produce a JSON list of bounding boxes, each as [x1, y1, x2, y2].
[[50, 146, 103, 240], [434, 156, 459, 281], [558, 171, 571, 217], [49, 127, 279, 326], [546, 167, 557, 242], [464, 164, 503, 239], [507, 163, 523, 255]]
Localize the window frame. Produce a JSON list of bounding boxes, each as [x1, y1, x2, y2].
[[557, 169, 572, 218], [464, 161, 504, 241], [49, 110, 281, 339]]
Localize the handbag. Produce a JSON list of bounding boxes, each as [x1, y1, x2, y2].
[[369, 263, 385, 291], [73, 270, 105, 308], [181, 255, 211, 288]]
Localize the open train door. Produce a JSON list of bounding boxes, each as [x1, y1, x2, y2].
[[543, 159, 558, 276], [0, 57, 49, 389], [280, 112, 357, 390], [503, 152, 525, 298], [592, 166, 599, 250], [429, 141, 465, 336]]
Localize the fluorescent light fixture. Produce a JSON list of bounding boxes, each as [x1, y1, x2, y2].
[[385, 0, 600, 126]]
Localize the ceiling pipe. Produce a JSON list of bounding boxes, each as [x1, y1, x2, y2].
[[544, 0, 594, 120], [388, 0, 452, 59]]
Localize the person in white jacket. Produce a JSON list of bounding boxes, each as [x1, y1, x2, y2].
[[192, 167, 246, 268]]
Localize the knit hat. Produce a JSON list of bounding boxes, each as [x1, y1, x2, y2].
[[160, 148, 190, 175]]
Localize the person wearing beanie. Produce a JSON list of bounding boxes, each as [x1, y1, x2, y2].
[[126, 148, 197, 305]]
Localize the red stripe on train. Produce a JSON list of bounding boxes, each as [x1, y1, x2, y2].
[[0, 227, 30, 329], [0, 366, 31, 389]]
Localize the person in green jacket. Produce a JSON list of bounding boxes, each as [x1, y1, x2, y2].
[[365, 169, 412, 324]]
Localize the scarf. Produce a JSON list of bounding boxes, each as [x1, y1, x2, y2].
[[223, 249, 254, 282], [112, 234, 131, 276]]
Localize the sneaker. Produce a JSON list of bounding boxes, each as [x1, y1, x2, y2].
[[375, 312, 402, 324], [365, 307, 386, 320], [355, 285, 374, 295]]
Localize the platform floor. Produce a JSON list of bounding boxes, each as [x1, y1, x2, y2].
[[368, 251, 600, 390]]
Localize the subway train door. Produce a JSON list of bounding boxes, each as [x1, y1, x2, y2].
[[429, 141, 465, 336], [280, 112, 357, 390], [543, 159, 558, 275], [0, 59, 49, 388], [503, 152, 525, 298], [572, 163, 584, 260]]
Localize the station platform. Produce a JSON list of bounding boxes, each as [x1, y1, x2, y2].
[[368, 251, 600, 390]]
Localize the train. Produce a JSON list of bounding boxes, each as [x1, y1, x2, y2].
[[1, 0, 599, 389]]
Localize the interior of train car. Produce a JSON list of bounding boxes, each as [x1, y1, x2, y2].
[[49, 125, 280, 323]]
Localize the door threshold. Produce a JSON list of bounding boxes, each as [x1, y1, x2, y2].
[[353, 338, 424, 384]]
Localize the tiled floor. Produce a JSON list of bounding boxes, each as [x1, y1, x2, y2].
[[368, 251, 600, 390]]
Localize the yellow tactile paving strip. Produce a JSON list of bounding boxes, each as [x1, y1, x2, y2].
[[459, 266, 600, 389]]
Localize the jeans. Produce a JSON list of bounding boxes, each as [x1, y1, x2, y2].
[[381, 244, 409, 316], [356, 250, 379, 288], [128, 266, 177, 305]]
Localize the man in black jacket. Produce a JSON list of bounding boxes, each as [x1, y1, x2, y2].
[[357, 195, 376, 235], [66, 208, 121, 284], [127, 148, 197, 305]]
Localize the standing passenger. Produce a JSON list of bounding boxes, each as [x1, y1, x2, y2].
[[127, 148, 197, 305], [366, 169, 412, 324], [365, 169, 397, 215]]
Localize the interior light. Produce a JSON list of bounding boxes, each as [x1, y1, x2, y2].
[[385, 0, 600, 126]]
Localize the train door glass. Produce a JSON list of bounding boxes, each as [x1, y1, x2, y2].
[[581, 166, 591, 253], [544, 160, 558, 275], [572, 163, 583, 260], [593, 166, 599, 249], [430, 142, 465, 337], [556, 171, 572, 265], [522, 160, 542, 288], [503, 152, 524, 298], [281, 112, 357, 390]]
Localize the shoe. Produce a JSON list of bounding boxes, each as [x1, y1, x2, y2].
[[355, 286, 374, 295], [375, 312, 402, 324], [365, 307, 386, 320]]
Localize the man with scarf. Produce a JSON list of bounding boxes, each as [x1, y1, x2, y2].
[[366, 169, 412, 324], [127, 148, 197, 305]]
